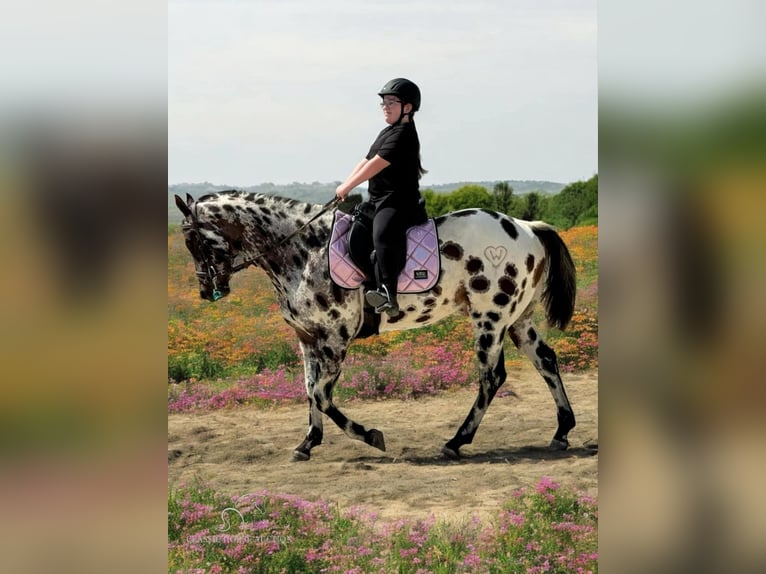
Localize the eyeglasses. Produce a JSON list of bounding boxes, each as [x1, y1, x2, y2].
[[379, 100, 401, 108]]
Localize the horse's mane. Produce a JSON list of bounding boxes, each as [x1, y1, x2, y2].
[[197, 190, 303, 208]]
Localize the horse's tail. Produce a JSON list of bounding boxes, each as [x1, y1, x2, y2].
[[529, 222, 577, 331]]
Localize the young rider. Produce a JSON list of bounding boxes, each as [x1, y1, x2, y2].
[[335, 78, 428, 315]]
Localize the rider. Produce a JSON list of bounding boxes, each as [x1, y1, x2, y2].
[[335, 78, 428, 316]]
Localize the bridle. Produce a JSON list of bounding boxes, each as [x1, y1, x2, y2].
[[183, 197, 341, 301]]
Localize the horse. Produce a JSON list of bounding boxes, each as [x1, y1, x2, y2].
[[174, 190, 577, 461]]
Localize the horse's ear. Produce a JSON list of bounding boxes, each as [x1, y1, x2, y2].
[[186, 193, 195, 207], [175, 194, 192, 218]]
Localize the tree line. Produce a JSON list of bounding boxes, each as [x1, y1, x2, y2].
[[421, 174, 597, 229]]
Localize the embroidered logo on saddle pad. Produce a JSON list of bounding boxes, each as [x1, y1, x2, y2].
[[328, 211, 440, 293]]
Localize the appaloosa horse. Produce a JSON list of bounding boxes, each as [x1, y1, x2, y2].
[[175, 190, 577, 461]]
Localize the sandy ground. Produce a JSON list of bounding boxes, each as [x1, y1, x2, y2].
[[168, 365, 597, 522]]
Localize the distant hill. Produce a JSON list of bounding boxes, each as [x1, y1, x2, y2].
[[168, 179, 566, 223]]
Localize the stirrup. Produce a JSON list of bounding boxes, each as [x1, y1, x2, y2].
[[365, 285, 399, 316]]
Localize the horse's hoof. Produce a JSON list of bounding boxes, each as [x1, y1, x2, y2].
[[368, 429, 386, 452], [441, 445, 460, 460], [549, 438, 569, 451], [291, 449, 310, 462]]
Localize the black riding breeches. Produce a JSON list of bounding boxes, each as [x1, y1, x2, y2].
[[372, 205, 407, 287]]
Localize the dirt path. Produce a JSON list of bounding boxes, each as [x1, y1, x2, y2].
[[168, 366, 597, 522]]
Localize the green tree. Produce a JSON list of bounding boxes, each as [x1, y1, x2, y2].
[[449, 184, 494, 211], [520, 191, 544, 220], [422, 189, 452, 217], [547, 174, 598, 229], [492, 181, 514, 214]]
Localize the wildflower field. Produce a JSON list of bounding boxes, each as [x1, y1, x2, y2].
[[168, 223, 598, 573], [169, 477, 597, 574]]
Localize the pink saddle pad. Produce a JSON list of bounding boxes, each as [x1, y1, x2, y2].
[[328, 211, 440, 293]]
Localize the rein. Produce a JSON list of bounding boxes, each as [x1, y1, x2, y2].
[[229, 196, 341, 272], [187, 196, 341, 301]]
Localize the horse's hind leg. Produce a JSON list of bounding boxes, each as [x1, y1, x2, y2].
[[509, 313, 576, 450], [443, 321, 508, 459], [292, 345, 385, 461]]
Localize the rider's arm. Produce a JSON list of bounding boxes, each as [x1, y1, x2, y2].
[[335, 155, 390, 200]]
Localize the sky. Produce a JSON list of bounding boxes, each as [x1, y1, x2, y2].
[[168, 0, 597, 187]]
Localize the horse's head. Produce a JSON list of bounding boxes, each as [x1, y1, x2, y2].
[[175, 194, 235, 301]]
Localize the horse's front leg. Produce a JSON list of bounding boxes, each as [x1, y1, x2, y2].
[[292, 343, 385, 461]]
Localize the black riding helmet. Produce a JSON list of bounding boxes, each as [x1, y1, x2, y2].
[[378, 78, 421, 115]]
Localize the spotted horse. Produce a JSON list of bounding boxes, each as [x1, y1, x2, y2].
[[175, 190, 577, 461]]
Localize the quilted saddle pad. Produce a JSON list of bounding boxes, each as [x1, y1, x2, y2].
[[328, 211, 440, 293]]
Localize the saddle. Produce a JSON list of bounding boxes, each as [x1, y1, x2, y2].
[[328, 204, 440, 293]]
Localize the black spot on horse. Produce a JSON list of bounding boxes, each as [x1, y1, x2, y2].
[[509, 327, 521, 348], [521, 278, 527, 290], [480, 209, 501, 219], [543, 375, 556, 390], [536, 342, 559, 373], [322, 347, 336, 360], [329, 309, 340, 320], [501, 218, 518, 239], [493, 293, 510, 306], [423, 298, 437, 308], [469, 276, 490, 292], [293, 255, 305, 267], [453, 209, 478, 217], [527, 328, 537, 342], [208, 204, 221, 213], [526, 254, 535, 272], [431, 285, 442, 296], [487, 312, 500, 322], [416, 314, 432, 323], [505, 263, 518, 277], [223, 204, 235, 213], [331, 284, 345, 303], [339, 325, 350, 341], [442, 241, 464, 261], [479, 333, 494, 351], [269, 261, 282, 275], [305, 233, 322, 248], [315, 293, 329, 311], [466, 257, 484, 275], [498, 276, 517, 296], [303, 204, 313, 214]]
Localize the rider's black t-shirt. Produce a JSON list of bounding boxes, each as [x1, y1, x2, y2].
[[365, 122, 421, 206]]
